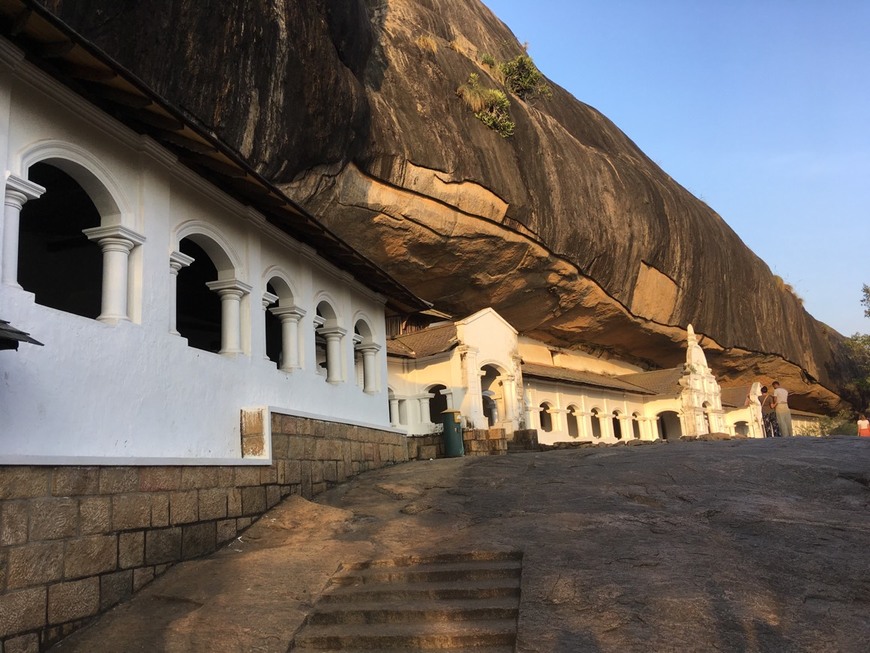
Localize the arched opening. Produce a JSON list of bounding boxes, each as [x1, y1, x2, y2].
[[314, 300, 343, 383], [703, 401, 712, 434], [176, 237, 222, 353], [567, 405, 580, 438], [657, 411, 681, 441], [264, 275, 303, 372], [734, 421, 749, 436], [591, 408, 602, 439], [19, 162, 102, 318], [428, 384, 448, 424], [353, 319, 378, 392], [612, 410, 623, 440], [480, 364, 506, 427], [264, 281, 281, 365], [539, 402, 553, 432], [632, 412, 642, 439]]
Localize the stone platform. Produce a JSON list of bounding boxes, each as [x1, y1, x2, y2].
[[49, 437, 869, 653]]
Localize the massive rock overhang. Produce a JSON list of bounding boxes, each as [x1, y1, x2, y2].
[[0, 0, 429, 316]]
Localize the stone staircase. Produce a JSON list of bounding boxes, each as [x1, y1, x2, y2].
[[289, 551, 522, 652]]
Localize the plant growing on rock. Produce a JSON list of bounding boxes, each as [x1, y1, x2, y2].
[[499, 52, 552, 102], [457, 73, 515, 138]]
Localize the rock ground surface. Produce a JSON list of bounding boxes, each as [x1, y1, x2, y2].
[[52, 437, 870, 652]]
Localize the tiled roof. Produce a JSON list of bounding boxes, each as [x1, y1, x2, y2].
[[521, 362, 655, 395], [387, 323, 459, 358], [617, 368, 685, 396], [0, 319, 43, 351], [720, 385, 752, 409]]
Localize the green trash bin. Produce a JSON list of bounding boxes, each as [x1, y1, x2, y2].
[[441, 409, 464, 457]]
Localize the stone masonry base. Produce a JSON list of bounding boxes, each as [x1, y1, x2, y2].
[[0, 411, 408, 652]]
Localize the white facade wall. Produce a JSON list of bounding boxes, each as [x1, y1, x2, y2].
[[523, 379, 650, 446], [518, 338, 642, 376], [387, 352, 460, 434], [0, 43, 391, 464]]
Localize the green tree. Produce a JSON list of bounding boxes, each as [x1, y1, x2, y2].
[[499, 53, 552, 102], [457, 74, 515, 138], [846, 283, 870, 413]]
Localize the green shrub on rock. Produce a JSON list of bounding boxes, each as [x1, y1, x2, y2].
[[457, 73, 515, 138]]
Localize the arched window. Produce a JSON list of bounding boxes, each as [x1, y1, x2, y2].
[[428, 384, 448, 424], [480, 364, 506, 427], [314, 300, 344, 383], [176, 238, 222, 353], [703, 401, 712, 434], [567, 406, 580, 438], [612, 411, 623, 440], [591, 408, 602, 439], [632, 412, 642, 439], [264, 274, 304, 371], [175, 233, 249, 355], [19, 162, 102, 319], [354, 319, 380, 393], [539, 402, 553, 432]]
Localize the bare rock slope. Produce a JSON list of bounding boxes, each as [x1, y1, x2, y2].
[[38, 0, 855, 410]]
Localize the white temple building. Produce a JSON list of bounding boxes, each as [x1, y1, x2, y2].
[[388, 308, 754, 445], [0, 26, 426, 465]]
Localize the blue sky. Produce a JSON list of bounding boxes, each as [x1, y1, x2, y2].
[[483, 0, 870, 336]]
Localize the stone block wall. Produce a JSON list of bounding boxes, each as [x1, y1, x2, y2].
[[462, 428, 508, 456], [407, 429, 509, 460], [0, 411, 407, 652]]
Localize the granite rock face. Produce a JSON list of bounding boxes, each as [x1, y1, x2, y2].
[[37, 0, 855, 410]]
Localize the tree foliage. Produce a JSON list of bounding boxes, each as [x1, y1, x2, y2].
[[862, 283, 870, 318], [457, 73, 515, 138], [499, 53, 552, 102]]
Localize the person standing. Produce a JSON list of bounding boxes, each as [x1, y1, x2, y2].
[[858, 414, 870, 437], [771, 381, 793, 436], [759, 385, 780, 437]]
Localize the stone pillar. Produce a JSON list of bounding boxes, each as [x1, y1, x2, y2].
[[3, 174, 45, 287], [260, 291, 279, 361], [319, 326, 346, 383], [83, 225, 145, 323], [168, 251, 194, 335], [462, 347, 484, 427], [440, 388, 455, 410], [206, 279, 251, 355], [270, 305, 305, 371], [356, 343, 381, 393], [389, 397, 400, 428], [500, 374, 517, 427], [418, 396, 430, 425], [549, 407, 565, 434]]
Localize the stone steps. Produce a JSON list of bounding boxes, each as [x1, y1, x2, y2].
[[289, 551, 522, 651]]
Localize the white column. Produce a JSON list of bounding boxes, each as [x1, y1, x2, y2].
[[440, 388, 455, 410], [206, 279, 251, 355], [83, 225, 145, 323], [320, 326, 346, 383], [460, 347, 483, 427], [416, 394, 434, 427], [260, 291, 279, 361], [389, 397, 400, 428], [500, 375, 516, 427], [168, 251, 194, 335], [356, 343, 381, 393], [270, 305, 305, 371], [3, 174, 45, 287]]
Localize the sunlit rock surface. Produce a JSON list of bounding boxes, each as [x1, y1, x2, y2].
[[37, 0, 856, 411]]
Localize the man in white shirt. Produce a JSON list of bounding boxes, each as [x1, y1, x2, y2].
[[771, 381, 792, 436]]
